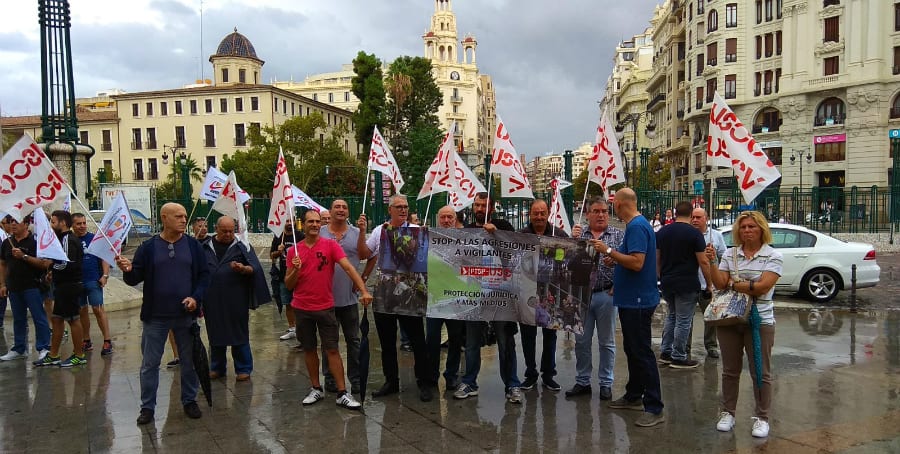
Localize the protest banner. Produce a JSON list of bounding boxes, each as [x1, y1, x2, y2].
[[373, 226, 429, 317], [426, 228, 594, 334]]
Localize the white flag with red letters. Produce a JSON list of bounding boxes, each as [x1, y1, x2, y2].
[[418, 121, 456, 200], [86, 191, 133, 265], [0, 134, 70, 221], [211, 171, 250, 246], [548, 178, 573, 235], [490, 116, 534, 199], [707, 92, 781, 203], [266, 149, 295, 237], [291, 185, 328, 212], [586, 110, 626, 197], [200, 166, 250, 203], [33, 207, 69, 262], [368, 126, 405, 193]]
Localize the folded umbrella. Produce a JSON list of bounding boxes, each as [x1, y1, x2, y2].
[[191, 322, 213, 407], [358, 306, 370, 404], [749, 304, 763, 390]]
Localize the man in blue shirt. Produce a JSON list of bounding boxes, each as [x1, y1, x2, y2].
[[72, 213, 113, 356], [116, 203, 209, 425], [589, 188, 664, 427]]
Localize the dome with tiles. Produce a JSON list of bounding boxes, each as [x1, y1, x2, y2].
[[213, 28, 260, 61]]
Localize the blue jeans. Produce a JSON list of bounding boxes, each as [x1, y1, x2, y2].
[[493, 321, 521, 391], [618, 307, 664, 415], [425, 317, 464, 385], [79, 280, 104, 307], [575, 290, 617, 387], [9, 288, 50, 353], [519, 323, 557, 379], [210, 343, 253, 375], [140, 317, 200, 410], [460, 321, 485, 388], [660, 290, 699, 361]]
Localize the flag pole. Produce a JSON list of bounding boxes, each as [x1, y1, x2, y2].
[[424, 193, 434, 226], [186, 197, 200, 224], [577, 182, 591, 226], [360, 167, 372, 220]]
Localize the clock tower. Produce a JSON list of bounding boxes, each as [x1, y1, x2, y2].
[[422, 0, 493, 169]]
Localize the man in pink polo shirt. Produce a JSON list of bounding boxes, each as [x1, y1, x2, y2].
[[285, 209, 373, 410]]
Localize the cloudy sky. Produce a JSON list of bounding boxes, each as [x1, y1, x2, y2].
[[1, 0, 660, 159]]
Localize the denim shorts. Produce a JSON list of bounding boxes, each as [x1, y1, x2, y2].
[[79, 280, 105, 308]]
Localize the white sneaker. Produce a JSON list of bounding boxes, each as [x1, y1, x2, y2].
[[336, 392, 362, 410], [279, 328, 296, 341], [751, 417, 769, 438], [716, 412, 735, 432], [0, 350, 28, 361], [37, 349, 50, 361], [302, 388, 324, 406]]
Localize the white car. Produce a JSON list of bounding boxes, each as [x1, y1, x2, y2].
[[719, 223, 879, 302]]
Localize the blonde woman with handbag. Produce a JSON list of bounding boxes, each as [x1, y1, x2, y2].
[[705, 211, 783, 438]]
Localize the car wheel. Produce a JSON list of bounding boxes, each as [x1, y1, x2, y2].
[[801, 268, 841, 302]]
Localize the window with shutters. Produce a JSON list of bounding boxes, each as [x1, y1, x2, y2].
[[824, 17, 839, 43]]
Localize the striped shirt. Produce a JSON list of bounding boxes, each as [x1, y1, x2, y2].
[[719, 244, 783, 325], [580, 225, 625, 291]]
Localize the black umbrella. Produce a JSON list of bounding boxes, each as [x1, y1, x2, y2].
[[358, 306, 370, 404], [271, 275, 284, 316], [191, 322, 213, 407]]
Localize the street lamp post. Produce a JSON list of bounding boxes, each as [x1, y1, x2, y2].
[[162, 144, 192, 206], [790, 149, 812, 224], [615, 112, 657, 189]]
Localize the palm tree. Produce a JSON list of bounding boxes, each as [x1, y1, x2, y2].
[[166, 154, 204, 199]]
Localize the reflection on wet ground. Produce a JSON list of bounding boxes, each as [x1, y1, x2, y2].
[[0, 302, 898, 453]]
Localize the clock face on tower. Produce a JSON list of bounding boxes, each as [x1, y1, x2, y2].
[[450, 71, 460, 80]]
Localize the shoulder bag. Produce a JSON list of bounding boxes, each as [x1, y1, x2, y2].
[[704, 248, 753, 327]]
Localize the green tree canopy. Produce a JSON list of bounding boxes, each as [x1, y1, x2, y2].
[[223, 114, 365, 198], [351, 51, 387, 158]]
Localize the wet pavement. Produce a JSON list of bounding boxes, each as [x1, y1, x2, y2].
[[1, 259, 899, 453]]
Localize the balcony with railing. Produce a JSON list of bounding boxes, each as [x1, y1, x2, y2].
[[696, 99, 703, 109], [234, 137, 247, 146], [446, 112, 468, 119], [676, 166, 688, 176], [725, 54, 736, 63], [146, 140, 157, 150], [149, 169, 159, 180], [204, 137, 216, 147], [101, 142, 112, 151], [647, 93, 666, 111], [891, 107, 900, 119], [133, 171, 144, 181], [813, 114, 846, 127], [894, 65, 900, 75], [752, 124, 780, 134], [450, 95, 463, 103], [807, 74, 843, 87], [130, 141, 142, 150], [707, 58, 717, 66]]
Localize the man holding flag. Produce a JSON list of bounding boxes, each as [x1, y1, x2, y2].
[[33, 210, 87, 367], [0, 215, 52, 362], [72, 213, 114, 357]]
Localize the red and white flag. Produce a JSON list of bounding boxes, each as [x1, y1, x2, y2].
[[200, 166, 250, 203], [87, 191, 133, 265], [291, 185, 328, 212], [586, 110, 626, 197], [211, 171, 250, 246], [418, 122, 456, 200], [0, 134, 70, 221], [416, 122, 486, 210], [707, 92, 782, 203], [267, 149, 295, 237], [33, 207, 69, 262], [368, 126, 405, 193], [549, 178, 573, 235], [446, 152, 486, 211], [490, 116, 534, 199]]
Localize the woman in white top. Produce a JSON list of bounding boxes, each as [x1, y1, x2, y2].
[[704, 211, 783, 439], [650, 213, 662, 232]]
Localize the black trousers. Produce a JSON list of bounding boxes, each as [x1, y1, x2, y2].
[[374, 311, 432, 388]]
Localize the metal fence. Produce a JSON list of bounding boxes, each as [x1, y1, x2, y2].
[[156, 185, 897, 236]]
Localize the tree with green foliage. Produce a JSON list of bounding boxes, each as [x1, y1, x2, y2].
[[351, 51, 387, 158], [383, 56, 444, 199], [223, 114, 364, 198], [156, 155, 204, 200]]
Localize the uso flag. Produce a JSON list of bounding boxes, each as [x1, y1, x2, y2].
[[87, 191, 133, 265], [0, 134, 70, 221]]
